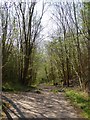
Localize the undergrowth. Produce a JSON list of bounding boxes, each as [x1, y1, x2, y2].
[[2, 82, 37, 92], [65, 88, 90, 119]]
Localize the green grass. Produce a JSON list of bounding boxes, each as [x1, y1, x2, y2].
[[65, 88, 90, 119]]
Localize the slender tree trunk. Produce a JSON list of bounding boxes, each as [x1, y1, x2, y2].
[[2, 12, 8, 83], [87, 13, 90, 96], [87, 37, 90, 96], [73, 1, 83, 89], [23, 55, 30, 85]]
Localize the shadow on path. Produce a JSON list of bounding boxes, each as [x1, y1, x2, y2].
[[2, 95, 25, 118], [2, 85, 88, 119]]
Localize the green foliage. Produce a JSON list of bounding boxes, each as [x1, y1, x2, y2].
[[2, 82, 37, 92], [65, 89, 90, 119], [2, 83, 14, 92], [1, 2, 90, 97]]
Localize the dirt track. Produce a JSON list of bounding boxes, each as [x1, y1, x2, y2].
[[2, 85, 82, 119]]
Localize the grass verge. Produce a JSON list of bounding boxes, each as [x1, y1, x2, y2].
[[65, 88, 90, 119]]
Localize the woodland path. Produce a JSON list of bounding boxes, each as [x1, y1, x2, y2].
[[2, 84, 84, 119]]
